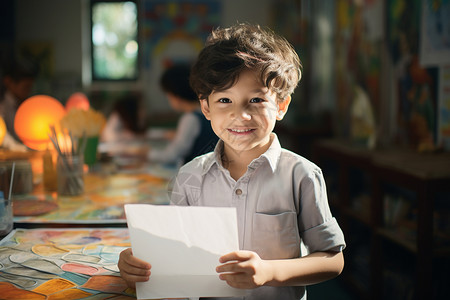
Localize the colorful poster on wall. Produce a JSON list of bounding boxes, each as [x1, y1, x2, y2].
[[387, 0, 439, 149], [420, 0, 450, 66], [334, 0, 382, 144], [143, 0, 221, 68], [142, 0, 221, 112]]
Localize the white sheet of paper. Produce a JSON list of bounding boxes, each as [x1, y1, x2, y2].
[[125, 204, 247, 299]]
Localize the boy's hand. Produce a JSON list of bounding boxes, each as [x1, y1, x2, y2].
[[118, 248, 152, 288], [216, 250, 273, 289]]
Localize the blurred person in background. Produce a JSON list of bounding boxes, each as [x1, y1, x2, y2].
[[0, 55, 39, 151], [147, 64, 218, 166], [101, 93, 146, 143]]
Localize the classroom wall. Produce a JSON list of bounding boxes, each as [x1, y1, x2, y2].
[[15, 0, 82, 75], [11, 0, 273, 113], [14, 0, 272, 74]]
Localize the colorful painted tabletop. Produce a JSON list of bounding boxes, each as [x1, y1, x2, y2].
[[0, 228, 135, 299], [13, 167, 175, 225]]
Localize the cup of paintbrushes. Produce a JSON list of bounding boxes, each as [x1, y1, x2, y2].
[[56, 153, 84, 196]]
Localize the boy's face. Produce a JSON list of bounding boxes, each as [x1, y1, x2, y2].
[[200, 69, 290, 157]]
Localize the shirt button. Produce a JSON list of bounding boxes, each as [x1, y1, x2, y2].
[[235, 189, 242, 195]]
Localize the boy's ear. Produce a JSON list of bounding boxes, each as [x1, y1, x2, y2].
[[276, 95, 291, 120], [200, 99, 211, 120]]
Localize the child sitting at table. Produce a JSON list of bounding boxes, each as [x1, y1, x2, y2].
[[118, 24, 345, 300], [101, 93, 146, 143], [0, 54, 38, 151], [147, 64, 219, 166]]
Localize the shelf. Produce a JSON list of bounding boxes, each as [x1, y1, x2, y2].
[[376, 229, 450, 256], [313, 139, 450, 300], [376, 228, 417, 253], [343, 208, 371, 227], [372, 149, 450, 181]]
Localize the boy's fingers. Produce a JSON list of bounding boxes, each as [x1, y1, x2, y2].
[[121, 272, 150, 288], [219, 250, 253, 263], [119, 263, 151, 276], [219, 273, 256, 289], [127, 257, 151, 269], [120, 248, 151, 269], [217, 259, 255, 274], [216, 262, 241, 273], [122, 270, 150, 281]]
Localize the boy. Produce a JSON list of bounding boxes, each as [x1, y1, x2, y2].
[[119, 24, 345, 300]]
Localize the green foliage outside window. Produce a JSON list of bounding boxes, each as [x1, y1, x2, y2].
[[91, 1, 138, 80]]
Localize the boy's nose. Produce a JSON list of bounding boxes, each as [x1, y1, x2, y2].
[[233, 106, 252, 121]]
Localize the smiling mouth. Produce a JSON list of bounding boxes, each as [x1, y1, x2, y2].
[[228, 128, 255, 134]]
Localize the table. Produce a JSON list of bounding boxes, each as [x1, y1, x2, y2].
[[0, 139, 181, 299], [4, 139, 177, 227], [13, 169, 173, 226], [0, 228, 135, 299]]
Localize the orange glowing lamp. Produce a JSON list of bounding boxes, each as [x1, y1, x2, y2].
[[0, 116, 6, 146], [66, 92, 90, 111], [14, 95, 66, 150]]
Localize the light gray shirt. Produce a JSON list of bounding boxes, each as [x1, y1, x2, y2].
[[170, 134, 346, 300]]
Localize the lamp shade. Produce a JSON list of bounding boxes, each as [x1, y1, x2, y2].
[[66, 92, 90, 111], [14, 95, 66, 150], [0, 116, 6, 146]]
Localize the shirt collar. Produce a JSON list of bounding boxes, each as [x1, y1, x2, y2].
[[201, 133, 282, 175], [260, 133, 282, 172], [201, 140, 225, 175]]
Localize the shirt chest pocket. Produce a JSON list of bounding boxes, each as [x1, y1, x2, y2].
[[251, 211, 300, 259]]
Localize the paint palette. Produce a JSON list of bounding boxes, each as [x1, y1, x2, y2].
[[0, 228, 136, 299], [13, 199, 59, 216]]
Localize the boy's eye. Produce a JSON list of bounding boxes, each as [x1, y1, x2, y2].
[[250, 97, 265, 103], [218, 98, 231, 103]]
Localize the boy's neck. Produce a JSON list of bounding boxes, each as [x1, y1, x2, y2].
[[221, 134, 274, 180]]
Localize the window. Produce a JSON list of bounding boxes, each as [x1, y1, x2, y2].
[[91, 0, 139, 80]]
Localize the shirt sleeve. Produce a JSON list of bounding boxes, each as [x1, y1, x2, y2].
[[169, 172, 188, 206], [168, 158, 207, 207], [298, 168, 346, 253], [148, 112, 200, 164]]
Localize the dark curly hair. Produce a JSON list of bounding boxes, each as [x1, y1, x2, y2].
[[190, 24, 302, 101]]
